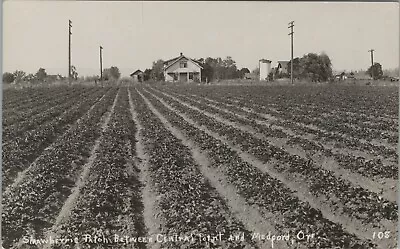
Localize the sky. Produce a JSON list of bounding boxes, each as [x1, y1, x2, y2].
[[3, 1, 399, 77]]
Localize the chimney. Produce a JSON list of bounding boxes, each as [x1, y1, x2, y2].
[[180, 52, 183, 56]]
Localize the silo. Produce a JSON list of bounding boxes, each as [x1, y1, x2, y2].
[[259, 59, 272, 81]]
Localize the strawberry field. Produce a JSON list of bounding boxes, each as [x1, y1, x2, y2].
[[2, 83, 398, 249]]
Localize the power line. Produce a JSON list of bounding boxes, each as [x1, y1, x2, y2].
[[368, 49, 375, 79], [288, 21, 294, 85], [100, 46, 103, 82], [68, 20, 72, 85]]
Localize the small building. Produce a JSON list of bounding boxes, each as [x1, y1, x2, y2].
[[244, 72, 258, 80], [130, 70, 144, 82], [163, 53, 203, 83], [334, 74, 348, 81], [277, 61, 290, 74]]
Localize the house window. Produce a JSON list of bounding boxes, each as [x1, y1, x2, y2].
[[173, 73, 178, 81], [180, 62, 187, 68], [189, 73, 194, 80]]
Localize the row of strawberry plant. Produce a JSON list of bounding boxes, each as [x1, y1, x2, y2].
[[161, 85, 398, 135], [152, 88, 289, 139], [186, 92, 397, 144], [3, 86, 94, 128], [3, 86, 70, 109], [3, 87, 101, 141], [285, 136, 397, 179], [138, 87, 376, 248], [1, 87, 118, 249], [188, 90, 398, 179], [214, 90, 398, 134], [2, 87, 111, 190], [163, 88, 397, 158], [161, 84, 398, 120], [130, 87, 257, 249], [54, 87, 146, 249], [175, 88, 398, 160], [145, 88, 398, 226], [227, 89, 398, 132], [3, 86, 82, 117], [150, 88, 397, 180]]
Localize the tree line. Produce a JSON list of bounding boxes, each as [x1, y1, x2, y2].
[[281, 52, 333, 82], [3, 52, 388, 84], [281, 53, 385, 81], [3, 65, 122, 84]]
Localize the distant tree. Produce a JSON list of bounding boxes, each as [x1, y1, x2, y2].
[[35, 68, 47, 81], [238, 68, 250, 79], [143, 68, 152, 81], [199, 56, 242, 82], [3, 72, 15, 83], [71, 66, 78, 80], [13, 70, 26, 83], [103, 66, 121, 80], [151, 59, 165, 81], [298, 53, 332, 82], [268, 72, 274, 81], [103, 68, 111, 80], [23, 73, 35, 83], [318, 52, 333, 81], [84, 75, 96, 82], [367, 62, 383, 80], [286, 57, 301, 79], [109, 66, 121, 79], [195, 58, 205, 65], [222, 56, 238, 79], [201, 57, 217, 82], [252, 67, 260, 77]]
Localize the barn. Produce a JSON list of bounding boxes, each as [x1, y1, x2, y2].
[[163, 53, 203, 83], [277, 61, 289, 74]]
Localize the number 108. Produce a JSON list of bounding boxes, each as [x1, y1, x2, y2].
[[372, 231, 390, 239]]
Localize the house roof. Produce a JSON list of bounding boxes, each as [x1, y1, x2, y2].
[[277, 61, 289, 66], [164, 53, 203, 70], [130, 70, 143, 76], [164, 56, 181, 65]]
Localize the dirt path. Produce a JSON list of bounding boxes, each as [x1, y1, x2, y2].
[[127, 88, 161, 249], [143, 88, 397, 248], [2, 90, 110, 199], [137, 89, 289, 249], [39, 89, 120, 249]]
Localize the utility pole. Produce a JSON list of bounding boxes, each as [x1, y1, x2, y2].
[[100, 46, 103, 81], [368, 49, 375, 79], [68, 20, 72, 85], [288, 21, 294, 84]]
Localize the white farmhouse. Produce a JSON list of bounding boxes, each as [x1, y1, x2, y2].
[[163, 53, 203, 82]]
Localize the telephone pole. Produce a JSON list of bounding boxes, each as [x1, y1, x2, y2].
[[288, 21, 294, 84], [100, 46, 103, 81], [368, 49, 375, 79], [68, 20, 72, 85]]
